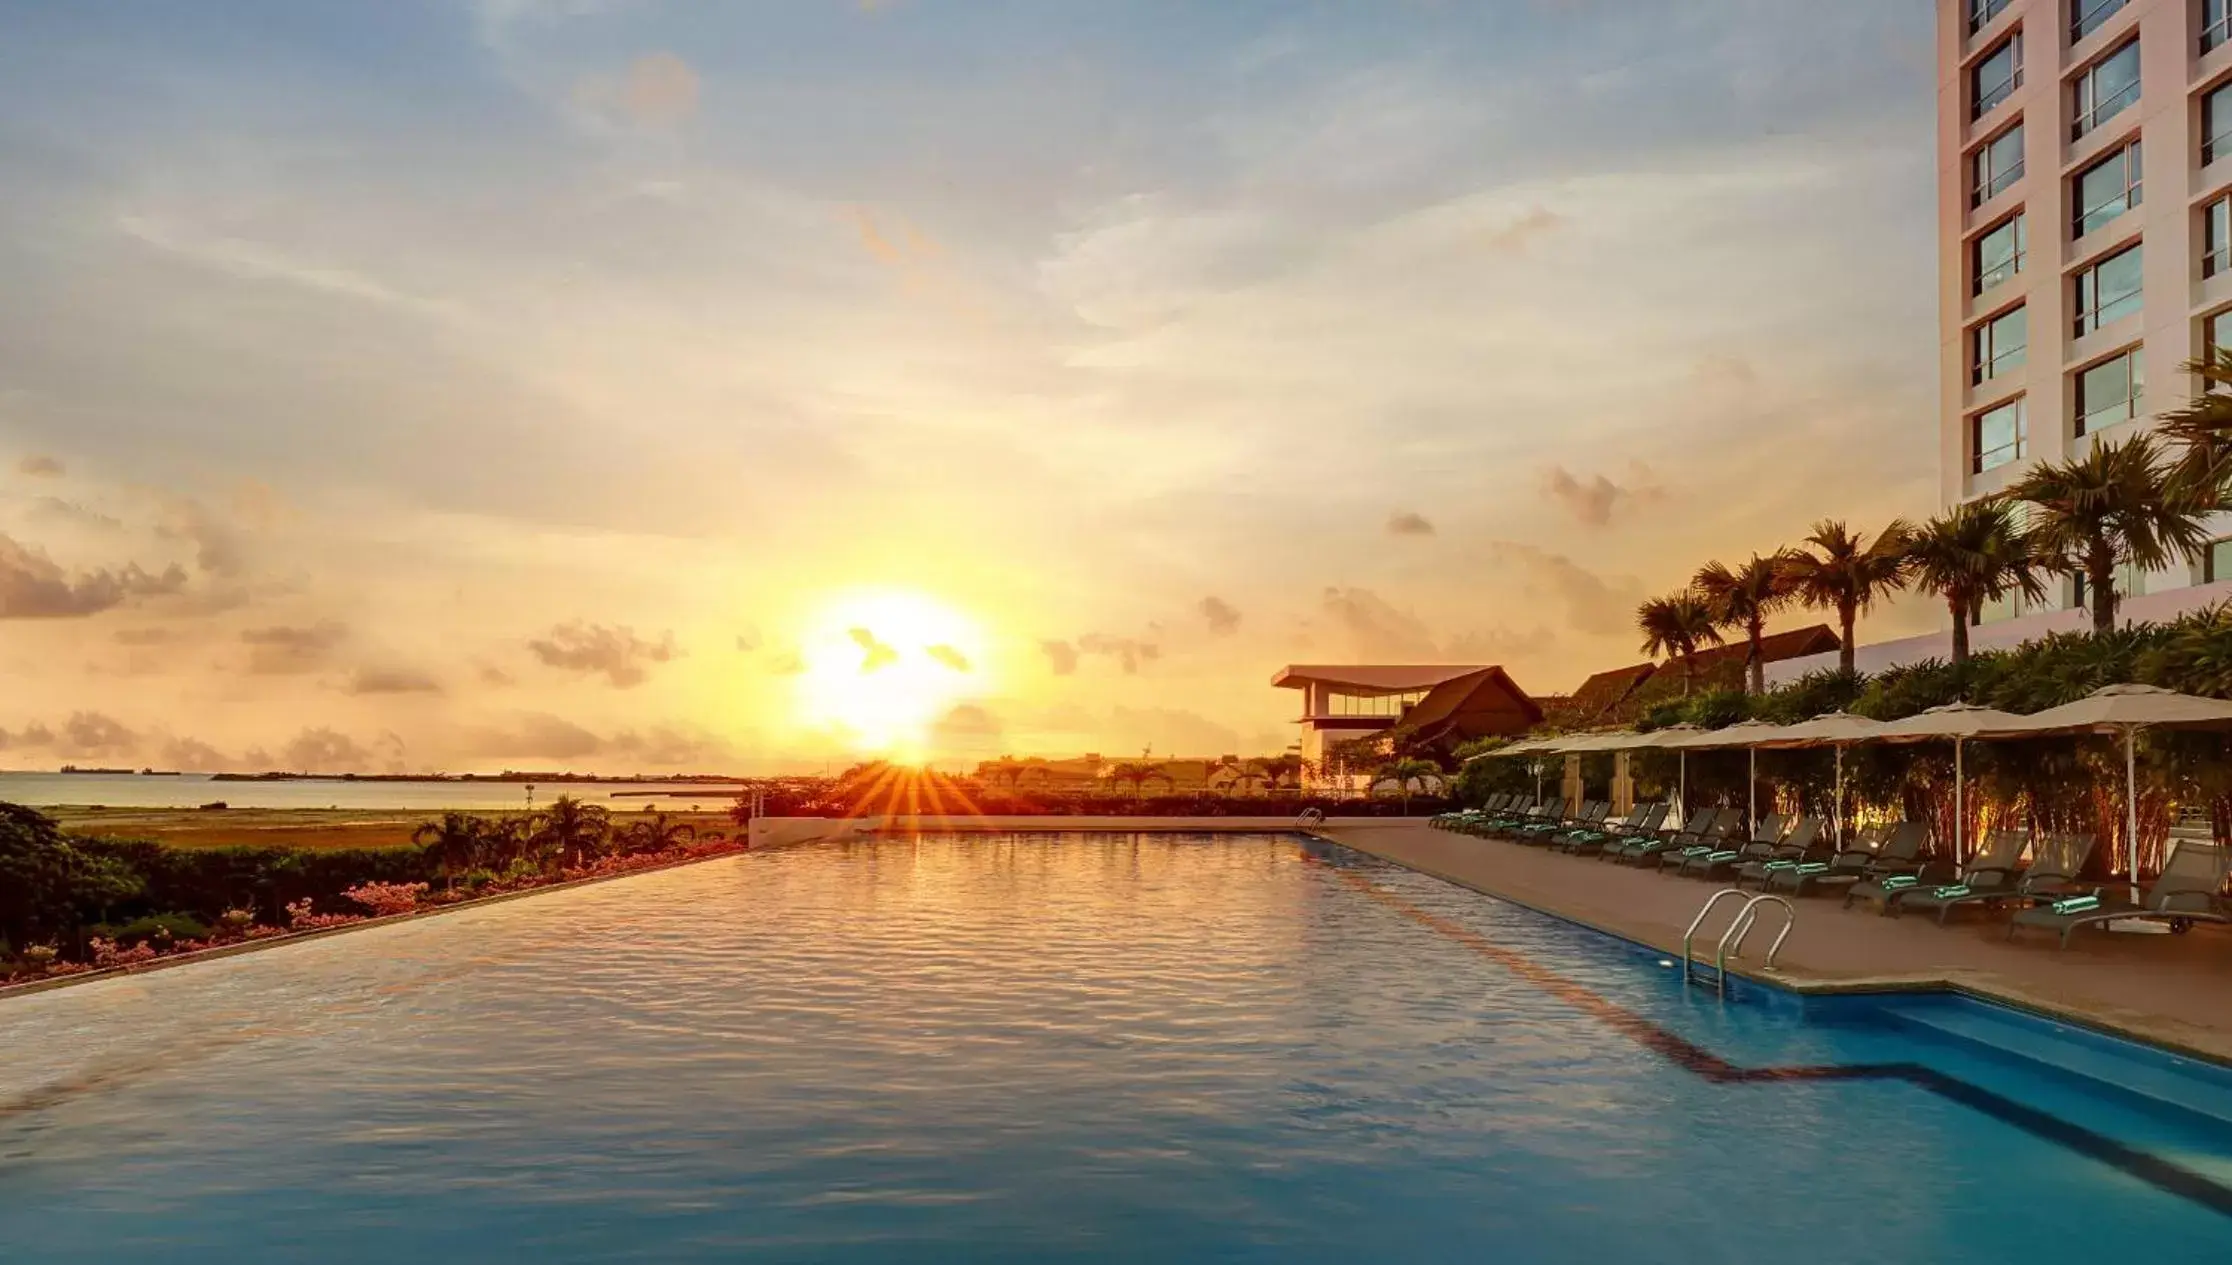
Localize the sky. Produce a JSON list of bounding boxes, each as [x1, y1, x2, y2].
[[0, 0, 1944, 775]]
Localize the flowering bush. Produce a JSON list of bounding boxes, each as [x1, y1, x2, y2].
[[88, 937, 160, 969], [342, 881, 429, 917], [283, 898, 361, 932]]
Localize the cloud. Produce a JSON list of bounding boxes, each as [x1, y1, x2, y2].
[[767, 651, 806, 676], [478, 662, 517, 687], [1483, 206, 1566, 254], [0, 534, 189, 618], [930, 703, 1003, 754], [925, 643, 971, 671], [277, 726, 373, 773], [1539, 462, 1666, 527], [734, 626, 762, 653], [1386, 511, 1436, 537], [468, 712, 605, 761], [112, 627, 179, 646], [158, 735, 231, 772], [1318, 587, 1552, 666], [16, 455, 64, 478], [621, 52, 699, 126], [154, 496, 248, 577], [28, 498, 123, 532], [346, 666, 443, 695], [1105, 706, 1241, 758], [1484, 543, 1644, 638], [240, 621, 349, 674], [0, 711, 141, 759], [1198, 596, 1241, 636], [526, 621, 679, 688], [1077, 633, 1161, 674], [1039, 639, 1080, 676], [606, 724, 733, 768], [848, 627, 899, 672]]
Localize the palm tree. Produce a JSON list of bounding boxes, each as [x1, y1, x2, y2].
[[1780, 518, 1914, 676], [412, 812, 493, 888], [531, 796, 613, 870], [620, 812, 697, 856], [1903, 499, 2050, 665], [1261, 753, 1304, 791], [1372, 757, 1441, 814], [1694, 553, 1799, 694], [1230, 759, 1273, 795], [1634, 589, 1725, 695], [2158, 348, 2232, 481], [1106, 761, 1170, 799], [2004, 434, 2214, 633]]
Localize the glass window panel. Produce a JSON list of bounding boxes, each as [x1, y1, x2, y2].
[[1972, 399, 2027, 474], [2209, 0, 2232, 54], [1972, 307, 2028, 385], [2074, 41, 2138, 137], [2072, 143, 2141, 237], [2072, 0, 2128, 43], [2075, 349, 2144, 436], [2207, 539, 2232, 584], [2211, 309, 2232, 360], [1974, 214, 2025, 293], [2209, 84, 2232, 166], [1974, 35, 2022, 119], [1970, 0, 2011, 36], [1971, 124, 2025, 206], [2074, 245, 2143, 335], [2209, 200, 2232, 279]]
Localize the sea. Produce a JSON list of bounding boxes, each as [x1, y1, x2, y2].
[[0, 771, 747, 813]]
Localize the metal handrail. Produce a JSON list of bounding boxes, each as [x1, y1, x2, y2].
[[1679, 889, 1751, 989], [1295, 807, 1326, 828], [1715, 895, 1798, 996]]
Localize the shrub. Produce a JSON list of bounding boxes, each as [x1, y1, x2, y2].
[[342, 881, 428, 917], [104, 912, 213, 947]]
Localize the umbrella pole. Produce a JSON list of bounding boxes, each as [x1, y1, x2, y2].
[[2125, 726, 2140, 905], [1953, 738, 1965, 866], [1833, 745, 1844, 847], [1678, 751, 1687, 823], [1748, 746, 1757, 837]]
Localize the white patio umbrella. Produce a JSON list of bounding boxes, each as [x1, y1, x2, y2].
[[1756, 711, 1887, 846], [1976, 684, 2232, 902], [1661, 719, 1792, 834], [1632, 722, 1705, 822], [1870, 702, 2029, 865]]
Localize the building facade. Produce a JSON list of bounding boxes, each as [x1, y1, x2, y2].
[[1935, 2, 2232, 609], [1270, 665, 1540, 779]]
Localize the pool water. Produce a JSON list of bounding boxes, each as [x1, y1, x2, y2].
[[3, 832, 2228, 1262]]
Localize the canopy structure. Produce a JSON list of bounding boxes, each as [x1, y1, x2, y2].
[[1977, 685, 2232, 901], [1864, 703, 2028, 865]]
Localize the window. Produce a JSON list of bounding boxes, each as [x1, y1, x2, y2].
[[2073, 0, 2129, 43], [2072, 143, 2141, 237], [2209, 0, 2232, 54], [2073, 244, 2143, 335], [1971, 124, 2025, 206], [2075, 347, 2144, 436], [1972, 307, 2028, 384], [2207, 82, 2232, 165], [2211, 308, 2232, 358], [1972, 399, 2027, 474], [1974, 214, 2026, 293], [2209, 198, 2232, 278], [2072, 41, 2138, 138], [2205, 539, 2232, 584], [2073, 562, 2148, 608], [1973, 34, 2022, 119], [1325, 690, 1423, 718], [1970, 0, 2012, 35]]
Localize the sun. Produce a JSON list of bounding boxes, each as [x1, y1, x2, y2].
[[792, 589, 987, 758]]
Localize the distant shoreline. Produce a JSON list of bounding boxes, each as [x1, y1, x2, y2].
[[33, 769, 754, 785]]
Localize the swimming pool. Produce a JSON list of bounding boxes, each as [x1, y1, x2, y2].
[[3, 832, 2228, 1262]]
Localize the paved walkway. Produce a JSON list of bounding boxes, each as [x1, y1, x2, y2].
[[1319, 819, 2232, 1065]]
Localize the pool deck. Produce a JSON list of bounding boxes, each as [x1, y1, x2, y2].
[[1317, 819, 2232, 1066]]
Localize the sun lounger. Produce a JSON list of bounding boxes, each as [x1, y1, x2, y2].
[[1521, 801, 1608, 846], [1684, 817, 1817, 881], [1665, 813, 1786, 874], [1558, 802, 1669, 855], [1770, 821, 1925, 897], [2007, 842, 2232, 949], [1616, 808, 1739, 866], [1846, 829, 2025, 915], [1734, 817, 1830, 889], [1900, 832, 2097, 925]]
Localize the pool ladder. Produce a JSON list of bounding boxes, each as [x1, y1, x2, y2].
[[1680, 889, 1796, 997]]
